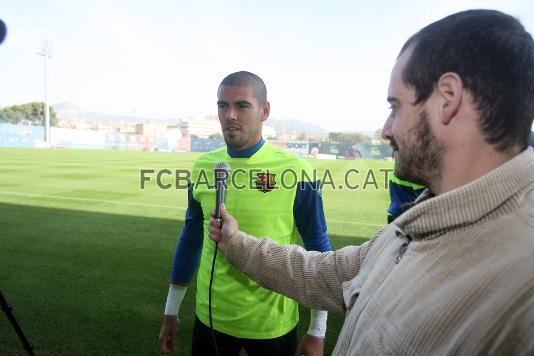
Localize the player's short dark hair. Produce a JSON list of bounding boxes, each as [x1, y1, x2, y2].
[[218, 71, 267, 103]]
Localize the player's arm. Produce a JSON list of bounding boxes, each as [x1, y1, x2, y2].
[[160, 184, 204, 353], [293, 180, 331, 252], [293, 179, 332, 355]]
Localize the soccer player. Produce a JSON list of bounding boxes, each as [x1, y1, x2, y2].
[[159, 71, 332, 355]]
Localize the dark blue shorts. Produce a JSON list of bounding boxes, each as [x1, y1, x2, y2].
[[192, 316, 298, 356]]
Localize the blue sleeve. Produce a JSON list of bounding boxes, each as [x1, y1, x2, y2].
[[170, 184, 204, 284], [388, 181, 425, 219], [294, 180, 332, 252]]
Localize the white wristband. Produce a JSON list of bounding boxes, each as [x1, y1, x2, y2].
[[307, 309, 328, 338], [164, 284, 187, 316]]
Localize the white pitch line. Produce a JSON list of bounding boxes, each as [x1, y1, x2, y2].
[[0, 190, 385, 227], [0, 190, 186, 211]]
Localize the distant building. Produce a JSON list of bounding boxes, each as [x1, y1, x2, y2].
[[56, 119, 76, 129], [115, 122, 137, 134], [135, 122, 168, 136], [179, 116, 221, 138]]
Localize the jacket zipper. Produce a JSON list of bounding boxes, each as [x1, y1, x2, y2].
[[395, 231, 412, 264], [339, 229, 412, 353]]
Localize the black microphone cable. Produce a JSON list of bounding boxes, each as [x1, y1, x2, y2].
[[208, 162, 229, 356], [208, 238, 220, 356]]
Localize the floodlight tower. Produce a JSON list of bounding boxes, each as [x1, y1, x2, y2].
[[36, 39, 53, 145]]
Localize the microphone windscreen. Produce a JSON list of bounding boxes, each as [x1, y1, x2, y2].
[[214, 161, 230, 171], [214, 162, 231, 181]]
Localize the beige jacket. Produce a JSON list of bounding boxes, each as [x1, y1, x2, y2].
[[225, 148, 534, 355]]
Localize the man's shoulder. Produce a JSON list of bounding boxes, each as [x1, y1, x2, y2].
[[192, 146, 227, 168], [262, 142, 312, 169]]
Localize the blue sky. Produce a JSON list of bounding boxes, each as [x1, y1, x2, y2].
[[1, 0, 533, 132]]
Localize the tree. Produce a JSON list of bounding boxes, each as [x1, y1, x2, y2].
[[328, 132, 344, 142], [0, 102, 58, 126], [328, 131, 372, 144]]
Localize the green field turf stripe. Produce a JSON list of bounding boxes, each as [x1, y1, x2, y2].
[[0, 190, 186, 210], [0, 190, 385, 228], [328, 218, 383, 227]]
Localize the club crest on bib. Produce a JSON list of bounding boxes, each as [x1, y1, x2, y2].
[[255, 172, 276, 193]]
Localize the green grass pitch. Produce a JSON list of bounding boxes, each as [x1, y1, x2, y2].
[[0, 147, 392, 355]]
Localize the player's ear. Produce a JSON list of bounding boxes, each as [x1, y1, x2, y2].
[[261, 101, 270, 122]]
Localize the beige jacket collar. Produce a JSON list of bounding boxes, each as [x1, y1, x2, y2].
[[395, 148, 534, 240]]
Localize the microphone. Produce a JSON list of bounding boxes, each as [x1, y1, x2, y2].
[[214, 162, 231, 220]]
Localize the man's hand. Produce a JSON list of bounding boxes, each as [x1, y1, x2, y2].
[[208, 204, 238, 251], [159, 315, 181, 353], [294, 334, 325, 356]]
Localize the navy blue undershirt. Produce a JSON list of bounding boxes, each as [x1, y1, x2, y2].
[[227, 137, 265, 158], [171, 138, 331, 284]]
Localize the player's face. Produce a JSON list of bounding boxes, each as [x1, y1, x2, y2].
[[381, 50, 446, 187], [217, 85, 270, 151]]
